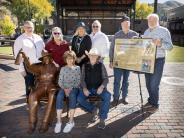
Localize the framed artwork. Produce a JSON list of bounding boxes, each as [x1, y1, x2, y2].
[[113, 38, 156, 73]]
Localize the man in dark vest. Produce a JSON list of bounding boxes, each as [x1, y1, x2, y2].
[[77, 48, 111, 129]]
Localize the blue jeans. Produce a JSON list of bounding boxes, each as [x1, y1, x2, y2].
[[113, 68, 130, 100], [145, 58, 165, 107], [56, 88, 79, 109], [77, 88, 111, 120]]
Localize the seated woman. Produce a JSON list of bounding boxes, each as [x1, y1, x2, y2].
[[77, 48, 111, 129], [54, 49, 80, 134]]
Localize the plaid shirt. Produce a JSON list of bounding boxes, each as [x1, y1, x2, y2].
[[143, 26, 173, 58]]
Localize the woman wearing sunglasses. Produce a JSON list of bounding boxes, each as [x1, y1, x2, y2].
[[45, 27, 69, 68], [71, 22, 92, 68], [90, 20, 109, 62]]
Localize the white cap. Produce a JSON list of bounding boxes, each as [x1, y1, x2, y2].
[[88, 48, 100, 56]]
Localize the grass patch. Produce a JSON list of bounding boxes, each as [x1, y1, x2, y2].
[[0, 46, 13, 55], [166, 46, 184, 62]]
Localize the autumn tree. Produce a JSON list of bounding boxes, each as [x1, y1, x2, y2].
[[136, 0, 154, 19], [6, 0, 54, 26], [29, 0, 54, 22], [0, 6, 10, 17], [0, 15, 16, 36]]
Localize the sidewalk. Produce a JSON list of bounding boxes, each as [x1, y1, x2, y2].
[[0, 59, 184, 138]]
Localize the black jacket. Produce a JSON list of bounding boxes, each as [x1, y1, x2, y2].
[[71, 35, 92, 67]]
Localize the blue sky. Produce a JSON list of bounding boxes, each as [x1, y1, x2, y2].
[[139, 0, 184, 4]]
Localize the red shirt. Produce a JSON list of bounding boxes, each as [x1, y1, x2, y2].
[[45, 40, 69, 67]]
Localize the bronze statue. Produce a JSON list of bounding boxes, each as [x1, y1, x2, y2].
[[21, 51, 59, 133]]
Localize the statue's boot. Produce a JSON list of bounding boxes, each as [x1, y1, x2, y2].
[[39, 122, 49, 133], [27, 122, 36, 134]]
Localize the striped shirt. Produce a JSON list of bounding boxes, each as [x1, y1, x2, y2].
[[143, 26, 173, 58]]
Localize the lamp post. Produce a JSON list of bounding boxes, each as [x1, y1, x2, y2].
[[27, 0, 31, 20]]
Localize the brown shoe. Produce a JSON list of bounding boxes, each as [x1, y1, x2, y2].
[[146, 106, 159, 113], [143, 102, 156, 108], [144, 102, 159, 113]]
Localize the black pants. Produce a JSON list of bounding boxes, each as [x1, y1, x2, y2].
[[24, 72, 35, 97]]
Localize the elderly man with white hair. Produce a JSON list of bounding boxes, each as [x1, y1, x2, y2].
[[14, 21, 45, 105], [90, 20, 110, 62], [143, 13, 173, 110]]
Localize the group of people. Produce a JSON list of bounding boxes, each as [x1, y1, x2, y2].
[[13, 13, 173, 133]]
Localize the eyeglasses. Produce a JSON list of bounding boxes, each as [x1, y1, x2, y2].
[[53, 32, 61, 35], [24, 26, 33, 29], [92, 26, 99, 28]]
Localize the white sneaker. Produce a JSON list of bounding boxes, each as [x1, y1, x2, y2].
[[63, 122, 75, 133], [54, 122, 62, 133]]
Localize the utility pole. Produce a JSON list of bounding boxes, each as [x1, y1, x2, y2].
[[154, 0, 158, 13]]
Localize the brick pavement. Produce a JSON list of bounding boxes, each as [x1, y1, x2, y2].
[[0, 59, 184, 138]]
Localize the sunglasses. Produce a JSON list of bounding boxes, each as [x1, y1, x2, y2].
[[53, 32, 61, 35], [92, 26, 99, 28]]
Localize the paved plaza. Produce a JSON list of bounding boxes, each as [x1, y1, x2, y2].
[[0, 59, 184, 138]]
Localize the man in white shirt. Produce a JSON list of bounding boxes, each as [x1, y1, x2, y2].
[[14, 21, 45, 104], [90, 20, 109, 62]]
